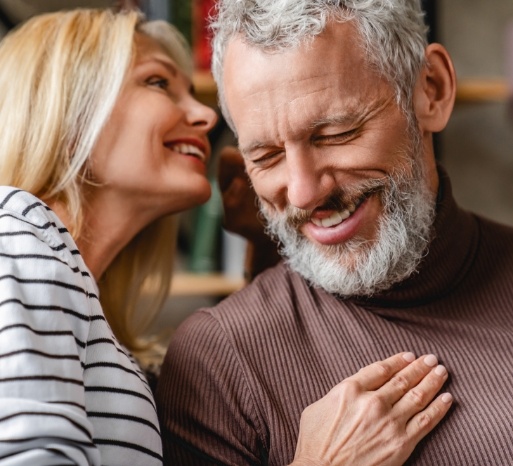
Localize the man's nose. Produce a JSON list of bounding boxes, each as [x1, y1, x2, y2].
[[285, 150, 336, 211]]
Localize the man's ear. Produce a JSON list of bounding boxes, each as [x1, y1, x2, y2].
[[413, 43, 456, 133]]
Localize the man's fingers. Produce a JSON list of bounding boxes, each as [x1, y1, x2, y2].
[[349, 352, 416, 391], [405, 392, 453, 441], [217, 146, 245, 191], [222, 177, 247, 209], [393, 361, 449, 417], [376, 354, 440, 405]]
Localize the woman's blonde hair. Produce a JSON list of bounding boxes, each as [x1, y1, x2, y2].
[[0, 8, 194, 363]]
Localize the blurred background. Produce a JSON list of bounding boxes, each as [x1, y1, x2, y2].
[[1, 0, 512, 326]]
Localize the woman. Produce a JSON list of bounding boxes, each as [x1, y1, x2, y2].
[[0, 8, 451, 465]]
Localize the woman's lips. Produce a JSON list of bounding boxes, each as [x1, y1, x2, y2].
[[165, 142, 207, 163]]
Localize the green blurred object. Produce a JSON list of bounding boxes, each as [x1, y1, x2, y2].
[[170, 0, 192, 46], [188, 178, 223, 273]]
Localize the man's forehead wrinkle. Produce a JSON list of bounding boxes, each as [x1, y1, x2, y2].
[[239, 83, 337, 125], [361, 94, 397, 123], [240, 114, 302, 154], [309, 94, 397, 130], [237, 87, 331, 148], [285, 86, 330, 107], [242, 71, 335, 100]]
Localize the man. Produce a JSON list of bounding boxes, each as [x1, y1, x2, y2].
[[156, 1, 513, 464]]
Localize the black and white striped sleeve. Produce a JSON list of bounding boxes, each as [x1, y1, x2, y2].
[[0, 188, 101, 465]]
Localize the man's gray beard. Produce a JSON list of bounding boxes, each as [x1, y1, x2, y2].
[[259, 140, 436, 297]]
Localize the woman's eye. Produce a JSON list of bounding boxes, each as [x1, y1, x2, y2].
[[147, 76, 169, 90]]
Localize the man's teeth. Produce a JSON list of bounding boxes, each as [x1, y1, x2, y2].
[[169, 143, 205, 162], [311, 205, 357, 228]]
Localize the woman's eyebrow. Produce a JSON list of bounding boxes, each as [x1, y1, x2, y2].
[[155, 58, 178, 76], [138, 56, 178, 77]]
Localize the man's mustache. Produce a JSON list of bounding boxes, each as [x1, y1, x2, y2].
[[282, 178, 387, 229]]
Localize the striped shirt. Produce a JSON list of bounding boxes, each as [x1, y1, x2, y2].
[[0, 187, 162, 465]]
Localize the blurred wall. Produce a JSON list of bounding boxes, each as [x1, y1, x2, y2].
[[0, 0, 111, 23], [439, 0, 513, 225]]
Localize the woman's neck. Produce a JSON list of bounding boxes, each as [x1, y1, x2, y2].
[[48, 191, 159, 281]]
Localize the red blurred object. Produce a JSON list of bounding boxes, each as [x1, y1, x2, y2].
[[193, 0, 215, 71]]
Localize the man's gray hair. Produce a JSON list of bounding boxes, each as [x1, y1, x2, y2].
[[210, 0, 429, 129]]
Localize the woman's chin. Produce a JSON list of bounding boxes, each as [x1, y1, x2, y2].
[[170, 186, 212, 214]]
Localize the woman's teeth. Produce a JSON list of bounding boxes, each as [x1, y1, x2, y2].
[[169, 143, 205, 162]]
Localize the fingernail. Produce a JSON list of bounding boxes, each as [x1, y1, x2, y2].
[[441, 393, 453, 403], [402, 352, 415, 362], [434, 364, 447, 376], [424, 354, 438, 367]]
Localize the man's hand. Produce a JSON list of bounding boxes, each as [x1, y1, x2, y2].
[[291, 352, 453, 466], [218, 145, 263, 242], [218, 146, 281, 278]]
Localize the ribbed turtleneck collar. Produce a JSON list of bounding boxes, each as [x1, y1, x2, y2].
[[350, 166, 480, 308]]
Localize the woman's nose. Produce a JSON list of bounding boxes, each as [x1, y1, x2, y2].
[[186, 97, 218, 132]]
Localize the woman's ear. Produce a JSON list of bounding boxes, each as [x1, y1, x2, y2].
[[413, 43, 456, 133]]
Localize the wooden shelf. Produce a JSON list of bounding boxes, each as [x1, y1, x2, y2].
[[194, 73, 510, 104], [193, 70, 218, 107], [170, 272, 245, 297], [456, 78, 509, 103], [193, 70, 217, 94]]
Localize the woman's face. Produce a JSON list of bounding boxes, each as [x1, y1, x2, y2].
[[89, 32, 217, 217]]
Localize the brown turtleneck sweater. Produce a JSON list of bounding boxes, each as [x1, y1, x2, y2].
[[156, 171, 513, 465]]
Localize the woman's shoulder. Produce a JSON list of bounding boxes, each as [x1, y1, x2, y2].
[[0, 186, 95, 293], [0, 186, 43, 208], [0, 186, 97, 339], [0, 186, 58, 224], [0, 187, 60, 233], [0, 186, 77, 253]]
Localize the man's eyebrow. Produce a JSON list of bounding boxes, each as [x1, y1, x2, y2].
[[238, 105, 378, 157], [309, 111, 365, 130], [312, 97, 395, 130], [239, 141, 274, 158], [239, 111, 365, 157]]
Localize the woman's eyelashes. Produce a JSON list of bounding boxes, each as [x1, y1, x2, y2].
[[146, 75, 170, 91]]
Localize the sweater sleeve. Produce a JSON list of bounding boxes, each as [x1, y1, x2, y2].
[[156, 310, 268, 466], [0, 197, 101, 464]]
